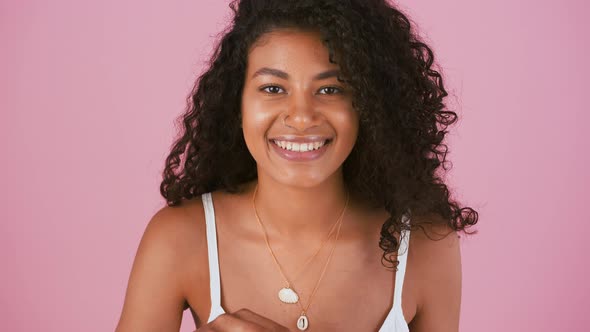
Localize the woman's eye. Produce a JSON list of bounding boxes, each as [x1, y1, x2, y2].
[[318, 86, 342, 95], [259, 85, 343, 95], [260, 85, 284, 94]]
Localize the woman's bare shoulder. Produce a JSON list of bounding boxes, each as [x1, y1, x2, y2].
[[409, 213, 459, 244], [115, 196, 209, 331], [144, 197, 209, 261], [139, 196, 212, 293], [155, 197, 206, 229], [153, 196, 216, 320], [408, 213, 461, 276], [407, 213, 462, 331]]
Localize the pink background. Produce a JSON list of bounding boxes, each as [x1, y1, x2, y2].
[[1, 0, 588, 331]]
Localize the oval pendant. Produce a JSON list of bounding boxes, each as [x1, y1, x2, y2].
[[297, 315, 309, 331], [278, 287, 299, 304]]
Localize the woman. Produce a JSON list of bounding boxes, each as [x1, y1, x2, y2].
[[116, 0, 478, 331]]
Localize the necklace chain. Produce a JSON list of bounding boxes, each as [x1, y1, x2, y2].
[[252, 184, 349, 321]]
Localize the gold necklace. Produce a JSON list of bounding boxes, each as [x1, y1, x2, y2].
[[252, 184, 346, 303], [253, 185, 343, 296], [252, 184, 349, 331]]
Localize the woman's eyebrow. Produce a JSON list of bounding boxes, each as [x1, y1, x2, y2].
[[251, 67, 340, 81]]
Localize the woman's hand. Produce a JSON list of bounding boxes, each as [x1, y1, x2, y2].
[[195, 308, 290, 332]]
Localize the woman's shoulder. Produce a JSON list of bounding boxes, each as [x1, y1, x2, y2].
[[145, 194, 216, 317], [409, 213, 460, 246], [408, 212, 461, 275], [406, 213, 462, 329], [141, 195, 211, 284], [146, 189, 248, 259], [147, 195, 208, 250], [116, 195, 211, 331]]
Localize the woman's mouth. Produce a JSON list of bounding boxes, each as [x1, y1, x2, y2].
[[269, 139, 332, 161]]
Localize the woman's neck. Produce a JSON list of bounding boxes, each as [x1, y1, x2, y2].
[[249, 172, 350, 240]]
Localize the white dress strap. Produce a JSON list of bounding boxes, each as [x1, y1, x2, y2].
[[201, 193, 224, 322], [378, 213, 412, 331], [393, 213, 411, 311]]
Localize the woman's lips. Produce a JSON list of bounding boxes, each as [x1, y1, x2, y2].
[[269, 139, 331, 161]]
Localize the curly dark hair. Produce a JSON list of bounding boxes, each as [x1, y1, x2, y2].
[[160, 0, 478, 268]]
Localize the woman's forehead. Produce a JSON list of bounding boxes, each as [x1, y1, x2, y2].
[[247, 29, 338, 74]]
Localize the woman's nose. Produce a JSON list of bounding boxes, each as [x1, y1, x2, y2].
[[283, 92, 322, 131]]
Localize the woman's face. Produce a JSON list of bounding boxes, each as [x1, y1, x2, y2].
[[241, 28, 359, 188]]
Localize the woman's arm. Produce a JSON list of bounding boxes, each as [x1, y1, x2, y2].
[[409, 223, 463, 332], [115, 207, 191, 332]]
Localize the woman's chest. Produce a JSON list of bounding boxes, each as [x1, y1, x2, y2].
[[186, 236, 417, 331]]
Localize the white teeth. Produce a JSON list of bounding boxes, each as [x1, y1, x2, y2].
[[273, 140, 328, 152]]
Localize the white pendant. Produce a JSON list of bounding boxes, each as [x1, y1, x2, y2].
[[278, 287, 299, 304], [297, 314, 309, 330]]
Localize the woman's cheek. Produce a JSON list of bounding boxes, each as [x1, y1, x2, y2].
[[241, 106, 277, 158]]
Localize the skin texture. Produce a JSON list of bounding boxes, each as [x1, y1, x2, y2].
[[240, 29, 358, 238], [115, 30, 461, 332]]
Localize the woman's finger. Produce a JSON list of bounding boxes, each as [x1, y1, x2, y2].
[[232, 308, 289, 331], [197, 311, 265, 331], [196, 309, 289, 332]]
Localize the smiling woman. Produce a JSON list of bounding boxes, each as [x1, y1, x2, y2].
[[115, 1, 478, 332], [242, 29, 358, 188]]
